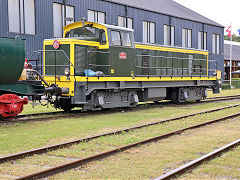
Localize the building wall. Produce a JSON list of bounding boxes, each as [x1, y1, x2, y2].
[[0, 0, 224, 76]]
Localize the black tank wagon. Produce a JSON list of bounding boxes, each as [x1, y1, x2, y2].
[[42, 21, 220, 111]]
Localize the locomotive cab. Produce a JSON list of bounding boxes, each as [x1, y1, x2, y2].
[[43, 21, 220, 111], [63, 22, 136, 77], [43, 21, 137, 110]]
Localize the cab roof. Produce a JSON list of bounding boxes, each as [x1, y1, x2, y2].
[[63, 21, 134, 33], [100, 23, 134, 32]]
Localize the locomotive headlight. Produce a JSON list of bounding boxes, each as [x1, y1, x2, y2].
[[64, 68, 70, 77]]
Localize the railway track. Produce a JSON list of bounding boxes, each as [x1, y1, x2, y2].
[[13, 112, 240, 179], [0, 103, 239, 179], [0, 103, 239, 164], [154, 139, 240, 180], [1, 94, 240, 125], [205, 94, 240, 100]]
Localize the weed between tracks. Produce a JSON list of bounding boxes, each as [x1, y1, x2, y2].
[[19, 89, 240, 115], [20, 103, 60, 115], [50, 118, 240, 179], [181, 145, 240, 179], [0, 101, 239, 156], [0, 103, 240, 178], [207, 89, 240, 98]]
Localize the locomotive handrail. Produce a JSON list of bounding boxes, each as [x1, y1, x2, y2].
[[43, 65, 71, 67], [28, 50, 75, 69], [29, 65, 71, 67], [88, 64, 110, 67], [86, 50, 111, 76], [135, 66, 207, 70], [26, 69, 50, 87], [88, 50, 110, 54], [136, 54, 207, 61], [135, 75, 208, 77]]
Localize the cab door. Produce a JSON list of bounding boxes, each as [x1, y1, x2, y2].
[[110, 30, 135, 77]]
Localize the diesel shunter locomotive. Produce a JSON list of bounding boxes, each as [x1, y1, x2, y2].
[[42, 21, 220, 111]]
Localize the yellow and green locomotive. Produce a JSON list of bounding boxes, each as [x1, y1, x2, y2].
[[42, 21, 220, 111]]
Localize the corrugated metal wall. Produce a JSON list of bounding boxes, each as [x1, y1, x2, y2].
[[0, 0, 224, 75]]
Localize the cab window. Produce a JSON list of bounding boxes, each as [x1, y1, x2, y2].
[[100, 30, 107, 45], [111, 31, 121, 46], [65, 26, 100, 42], [121, 32, 131, 47]]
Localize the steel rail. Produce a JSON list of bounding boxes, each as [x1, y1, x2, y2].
[[13, 95, 240, 120], [206, 94, 240, 100], [0, 111, 81, 125], [17, 111, 64, 119], [0, 95, 239, 125], [14, 95, 240, 119], [16, 112, 240, 180], [154, 139, 240, 180], [203, 96, 240, 103], [1, 103, 239, 164]]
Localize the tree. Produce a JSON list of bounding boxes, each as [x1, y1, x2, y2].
[[224, 34, 240, 42]]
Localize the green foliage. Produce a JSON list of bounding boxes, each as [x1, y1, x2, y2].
[[224, 34, 240, 42], [232, 80, 240, 89], [221, 84, 231, 90]]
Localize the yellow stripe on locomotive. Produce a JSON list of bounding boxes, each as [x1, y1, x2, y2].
[[42, 21, 219, 111]]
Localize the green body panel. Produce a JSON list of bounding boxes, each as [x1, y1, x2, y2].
[[0, 81, 45, 96], [109, 46, 135, 77], [135, 48, 208, 77], [45, 45, 70, 76], [0, 36, 25, 84], [72, 44, 208, 78]]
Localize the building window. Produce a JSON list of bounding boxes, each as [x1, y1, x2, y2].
[[143, 21, 155, 44], [8, 0, 35, 34], [182, 28, 192, 48], [88, 10, 105, 24], [118, 16, 133, 29], [164, 25, 175, 46], [198, 31, 207, 50], [212, 34, 220, 54], [53, 3, 74, 38]]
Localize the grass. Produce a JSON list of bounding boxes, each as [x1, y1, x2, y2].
[[19, 89, 240, 115], [181, 145, 240, 179], [0, 104, 240, 178], [50, 118, 240, 179], [20, 103, 60, 115], [0, 91, 239, 178], [46, 105, 240, 158], [0, 101, 239, 156], [207, 88, 240, 98]]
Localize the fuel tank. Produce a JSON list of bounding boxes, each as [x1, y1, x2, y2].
[[0, 36, 25, 84]]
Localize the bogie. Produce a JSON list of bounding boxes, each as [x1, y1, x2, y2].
[[42, 21, 220, 111]]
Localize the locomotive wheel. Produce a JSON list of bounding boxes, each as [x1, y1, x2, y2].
[[171, 89, 180, 103], [61, 105, 73, 112], [59, 98, 73, 112]]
